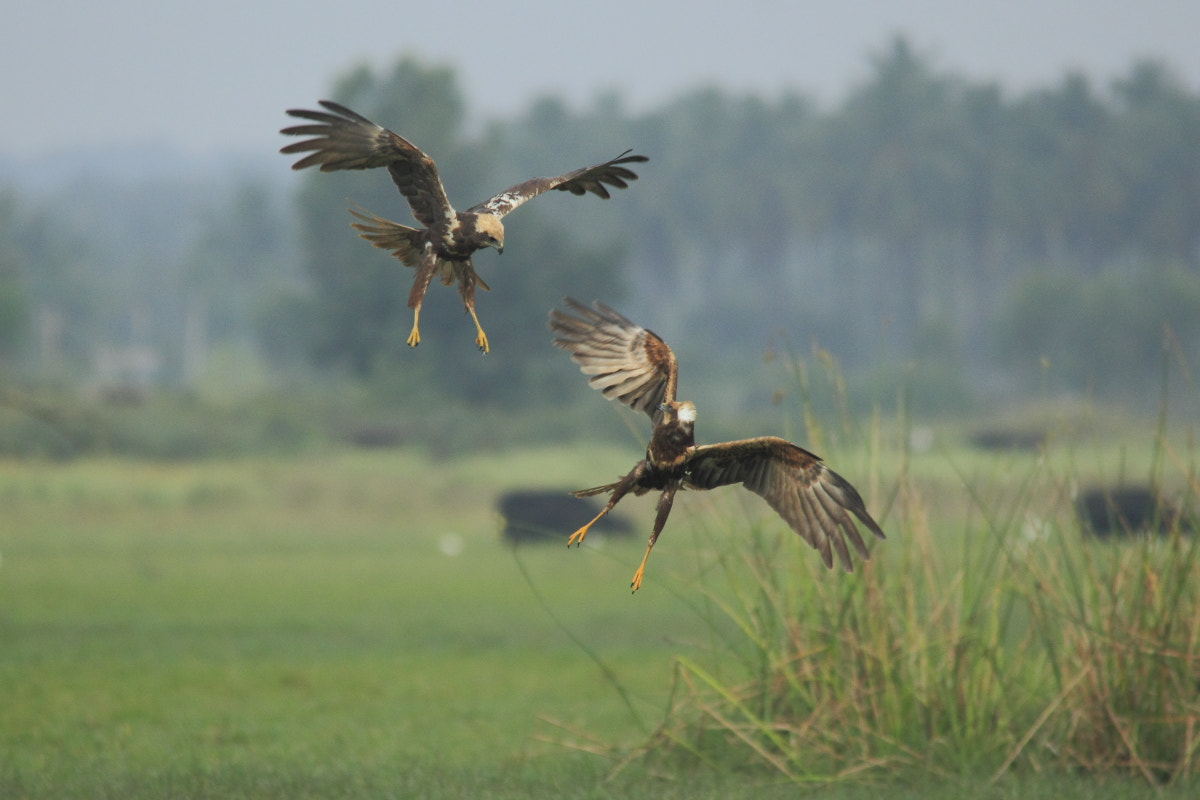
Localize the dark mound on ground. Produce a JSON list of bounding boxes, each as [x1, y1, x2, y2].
[[498, 489, 634, 545]]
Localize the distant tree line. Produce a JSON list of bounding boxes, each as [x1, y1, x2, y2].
[[3, 36, 1199, 415], [285, 38, 1200, 410]]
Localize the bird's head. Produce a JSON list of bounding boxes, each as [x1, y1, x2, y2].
[[657, 400, 697, 428], [475, 214, 505, 254]]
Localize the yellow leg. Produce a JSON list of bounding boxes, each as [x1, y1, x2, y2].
[[406, 307, 421, 348], [566, 507, 610, 547], [467, 305, 489, 354], [630, 541, 655, 593], [566, 465, 646, 568], [630, 487, 676, 593]]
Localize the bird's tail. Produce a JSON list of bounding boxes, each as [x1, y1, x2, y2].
[[348, 206, 424, 267], [572, 477, 650, 498], [570, 482, 621, 498]]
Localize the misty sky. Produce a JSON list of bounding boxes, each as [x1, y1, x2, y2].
[[5, 0, 1200, 159]]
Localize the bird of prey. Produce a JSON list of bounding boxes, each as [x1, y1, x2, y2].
[[549, 299, 886, 592], [280, 101, 648, 353]]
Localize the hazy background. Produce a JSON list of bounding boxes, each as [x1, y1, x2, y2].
[[5, 1, 1200, 158], [2, 1, 1199, 458]]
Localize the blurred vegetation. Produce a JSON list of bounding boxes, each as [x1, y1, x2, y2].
[[3, 37, 1200, 457], [616, 349, 1200, 789]]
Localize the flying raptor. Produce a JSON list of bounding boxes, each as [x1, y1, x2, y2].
[[549, 299, 886, 593], [280, 101, 647, 353]]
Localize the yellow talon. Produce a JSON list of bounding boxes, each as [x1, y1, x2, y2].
[[468, 306, 489, 354], [630, 539, 655, 593], [566, 525, 590, 548], [407, 308, 421, 348], [630, 565, 646, 593]]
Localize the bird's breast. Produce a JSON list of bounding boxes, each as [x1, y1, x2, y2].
[[425, 219, 467, 258], [648, 424, 695, 469], [637, 462, 684, 492], [437, 234, 473, 259]]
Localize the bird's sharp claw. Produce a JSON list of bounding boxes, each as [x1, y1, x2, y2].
[[630, 568, 645, 593]]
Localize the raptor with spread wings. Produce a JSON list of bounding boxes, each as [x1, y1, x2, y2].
[[281, 101, 647, 352], [549, 298, 885, 592]]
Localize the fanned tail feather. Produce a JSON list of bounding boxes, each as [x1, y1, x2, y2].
[[348, 206, 424, 267], [571, 481, 624, 498]]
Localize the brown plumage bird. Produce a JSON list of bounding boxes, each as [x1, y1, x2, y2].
[[280, 100, 647, 352], [549, 298, 885, 592]]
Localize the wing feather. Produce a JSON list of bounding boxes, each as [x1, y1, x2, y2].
[[683, 437, 885, 571], [468, 150, 648, 218], [281, 100, 455, 228], [548, 298, 677, 418]]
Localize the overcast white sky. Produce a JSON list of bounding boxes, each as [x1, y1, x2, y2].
[[4, 0, 1200, 158]]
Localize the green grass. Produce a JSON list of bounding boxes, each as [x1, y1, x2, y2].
[[1, 433, 1197, 797], [0, 447, 756, 797], [616, 359, 1200, 791]]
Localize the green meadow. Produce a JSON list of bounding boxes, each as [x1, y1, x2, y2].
[[1, 413, 1197, 797]]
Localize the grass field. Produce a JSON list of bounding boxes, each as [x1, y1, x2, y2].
[[1, 421, 1197, 797]]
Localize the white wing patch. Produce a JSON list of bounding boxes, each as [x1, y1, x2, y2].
[[481, 190, 529, 217]]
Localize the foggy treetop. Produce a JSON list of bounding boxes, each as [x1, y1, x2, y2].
[[3, 38, 1199, 417]]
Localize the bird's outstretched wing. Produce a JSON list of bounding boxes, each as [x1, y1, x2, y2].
[[280, 100, 454, 229], [468, 151, 648, 218], [683, 437, 885, 571], [549, 298, 676, 418]]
